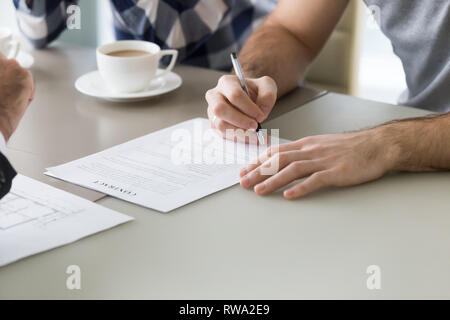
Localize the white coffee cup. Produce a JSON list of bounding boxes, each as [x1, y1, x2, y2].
[[0, 27, 20, 59], [96, 40, 178, 93]]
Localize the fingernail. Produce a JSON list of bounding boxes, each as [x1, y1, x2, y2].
[[248, 121, 258, 130], [240, 177, 249, 188], [240, 168, 248, 177], [257, 114, 265, 123], [254, 183, 265, 193], [284, 189, 293, 198]]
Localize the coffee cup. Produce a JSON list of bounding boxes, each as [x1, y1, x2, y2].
[[0, 28, 20, 59], [96, 40, 178, 93]]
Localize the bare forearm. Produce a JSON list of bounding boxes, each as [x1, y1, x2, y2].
[[238, 0, 349, 97], [380, 112, 450, 172], [238, 20, 314, 97]]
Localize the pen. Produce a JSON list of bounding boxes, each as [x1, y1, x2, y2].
[[230, 52, 265, 145]]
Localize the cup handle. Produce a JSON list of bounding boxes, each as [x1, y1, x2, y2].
[[6, 40, 20, 59], [157, 49, 178, 78]]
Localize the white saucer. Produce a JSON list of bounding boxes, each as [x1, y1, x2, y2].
[[75, 69, 183, 102], [16, 50, 34, 69]]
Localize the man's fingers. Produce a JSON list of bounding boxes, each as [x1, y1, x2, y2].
[[240, 141, 301, 177], [207, 103, 260, 144], [206, 89, 258, 130], [251, 76, 277, 117], [218, 75, 265, 122], [205, 75, 279, 140], [240, 150, 312, 188], [215, 120, 258, 143], [248, 136, 319, 173], [283, 170, 333, 200], [213, 101, 258, 130], [253, 160, 320, 195]]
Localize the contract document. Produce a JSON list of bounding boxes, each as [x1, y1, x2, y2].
[[46, 118, 288, 212], [0, 174, 133, 267]]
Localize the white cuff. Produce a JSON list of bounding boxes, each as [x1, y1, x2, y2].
[[0, 133, 6, 155]]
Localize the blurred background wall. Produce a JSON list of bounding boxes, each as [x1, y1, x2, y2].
[[356, 1, 406, 104], [0, 0, 406, 105]]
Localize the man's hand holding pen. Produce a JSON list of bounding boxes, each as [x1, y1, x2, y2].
[[205, 53, 277, 144]]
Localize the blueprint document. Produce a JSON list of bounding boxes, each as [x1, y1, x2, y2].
[[46, 118, 289, 212], [0, 174, 133, 267]]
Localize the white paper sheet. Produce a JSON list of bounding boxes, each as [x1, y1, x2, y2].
[[46, 118, 288, 212], [0, 174, 133, 267]]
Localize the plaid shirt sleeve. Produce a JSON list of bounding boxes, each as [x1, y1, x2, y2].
[[13, 0, 79, 48], [13, 0, 276, 70], [109, 0, 276, 71]]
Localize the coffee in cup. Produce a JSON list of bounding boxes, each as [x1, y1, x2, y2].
[[96, 40, 178, 93], [106, 50, 150, 58]]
